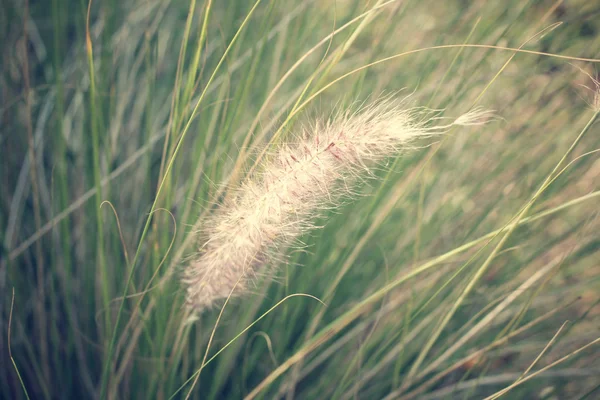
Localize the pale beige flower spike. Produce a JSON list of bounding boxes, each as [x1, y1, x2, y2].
[[183, 97, 491, 311]]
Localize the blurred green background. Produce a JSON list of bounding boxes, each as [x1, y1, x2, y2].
[[1, 0, 599, 399]]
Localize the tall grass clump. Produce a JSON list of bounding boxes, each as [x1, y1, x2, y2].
[[1, 0, 600, 399]]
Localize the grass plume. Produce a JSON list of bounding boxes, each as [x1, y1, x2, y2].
[[184, 98, 489, 310]]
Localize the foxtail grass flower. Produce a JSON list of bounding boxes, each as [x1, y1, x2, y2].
[[184, 97, 490, 310]]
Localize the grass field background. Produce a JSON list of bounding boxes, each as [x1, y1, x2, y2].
[[1, 0, 600, 398]]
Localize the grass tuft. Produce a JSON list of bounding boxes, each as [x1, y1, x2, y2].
[[2, 1, 599, 399]]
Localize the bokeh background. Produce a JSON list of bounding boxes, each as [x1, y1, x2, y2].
[[1, 0, 599, 399]]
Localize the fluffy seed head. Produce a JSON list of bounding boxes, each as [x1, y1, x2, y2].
[[183, 97, 488, 311]]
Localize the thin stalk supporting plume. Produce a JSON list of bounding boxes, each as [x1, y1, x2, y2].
[[184, 98, 490, 310]]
